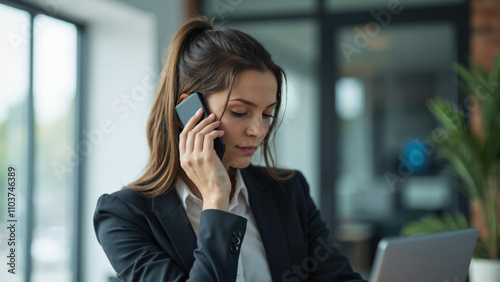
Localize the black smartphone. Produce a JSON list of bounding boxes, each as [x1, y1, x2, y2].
[[175, 92, 226, 160]]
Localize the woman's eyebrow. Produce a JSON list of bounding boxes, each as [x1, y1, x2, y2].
[[229, 98, 277, 108]]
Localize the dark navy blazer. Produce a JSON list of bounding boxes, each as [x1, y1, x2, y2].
[[94, 166, 367, 282]]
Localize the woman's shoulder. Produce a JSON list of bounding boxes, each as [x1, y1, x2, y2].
[[93, 189, 162, 240], [95, 188, 154, 213], [99, 188, 146, 202]]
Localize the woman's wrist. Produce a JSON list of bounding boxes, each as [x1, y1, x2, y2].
[[202, 194, 230, 212]]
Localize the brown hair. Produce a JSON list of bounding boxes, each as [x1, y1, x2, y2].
[[124, 17, 292, 197]]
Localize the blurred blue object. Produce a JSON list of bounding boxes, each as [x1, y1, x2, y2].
[[402, 138, 429, 174]]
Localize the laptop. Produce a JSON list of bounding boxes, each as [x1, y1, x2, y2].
[[370, 228, 478, 282]]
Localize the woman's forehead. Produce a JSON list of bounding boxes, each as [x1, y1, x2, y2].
[[205, 69, 278, 108], [230, 70, 277, 101]]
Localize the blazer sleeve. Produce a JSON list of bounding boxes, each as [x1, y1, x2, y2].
[[296, 172, 367, 282], [94, 193, 247, 282]]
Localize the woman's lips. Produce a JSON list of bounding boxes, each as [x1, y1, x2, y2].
[[237, 146, 258, 155]]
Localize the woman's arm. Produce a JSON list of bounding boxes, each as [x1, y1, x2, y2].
[[94, 193, 247, 282]]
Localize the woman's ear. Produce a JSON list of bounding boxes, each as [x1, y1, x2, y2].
[[177, 93, 191, 105]]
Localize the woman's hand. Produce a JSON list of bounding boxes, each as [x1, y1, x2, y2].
[[178, 108, 230, 211]]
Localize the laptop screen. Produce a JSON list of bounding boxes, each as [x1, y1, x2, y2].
[[370, 228, 478, 282]]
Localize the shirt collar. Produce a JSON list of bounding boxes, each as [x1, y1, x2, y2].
[[175, 177, 201, 210], [231, 168, 250, 208], [175, 169, 250, 210]]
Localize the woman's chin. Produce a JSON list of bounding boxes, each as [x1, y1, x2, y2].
[[223, 158, 252, 170]]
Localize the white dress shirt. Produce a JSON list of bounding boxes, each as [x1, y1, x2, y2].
[[175, 169, 272, 282]]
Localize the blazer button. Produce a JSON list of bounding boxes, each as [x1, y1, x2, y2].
[[233, 231, 243, 238], [230, 245, 240, 254], [232, 237, 241, 245]]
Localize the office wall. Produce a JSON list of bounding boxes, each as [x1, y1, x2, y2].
[[78, 5, 155, 281]]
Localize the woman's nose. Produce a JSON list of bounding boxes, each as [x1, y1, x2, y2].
[[246, 117, 267, 139]]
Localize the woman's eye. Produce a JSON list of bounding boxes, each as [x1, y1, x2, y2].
[[231, 111, 246, 117], [230, 111, 273, 119]]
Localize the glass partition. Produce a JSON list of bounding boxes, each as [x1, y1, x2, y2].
[[334, 22, 456, 221]]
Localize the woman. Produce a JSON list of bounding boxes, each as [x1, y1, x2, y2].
[[94, 17, 367, 282]]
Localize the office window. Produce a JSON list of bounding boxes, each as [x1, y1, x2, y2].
[[334, 23, 456, 221], [0, 2, 81, 282]]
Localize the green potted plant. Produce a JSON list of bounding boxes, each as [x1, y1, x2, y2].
[[401, 56, 500, 282]]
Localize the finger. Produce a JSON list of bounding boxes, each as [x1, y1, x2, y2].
[[188, 113, 216, 152], [184, 112, 217, 155], [182, 108, 204, 133], [194, 120, 221, 152], [185, 112, 215, 142], [202, 130, 225, 154], [179, 131, 186, 156], [179, 108, 203, 154], [185, 127, 196, 155], [191, 113, 217, 133]]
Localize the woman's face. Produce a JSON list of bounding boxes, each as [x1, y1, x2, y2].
[[205, 69, 278, 170]]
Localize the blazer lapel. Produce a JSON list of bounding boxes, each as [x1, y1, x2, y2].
[[151, 189, 197, 273], [242, 168, 291, 281]]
